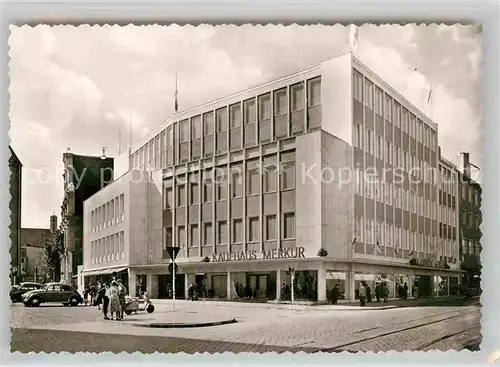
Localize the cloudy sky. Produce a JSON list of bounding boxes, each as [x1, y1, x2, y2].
[[9, 24, 482, 229]]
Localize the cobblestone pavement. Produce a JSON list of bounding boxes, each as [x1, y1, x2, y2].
[[10, 301, 481, 353]]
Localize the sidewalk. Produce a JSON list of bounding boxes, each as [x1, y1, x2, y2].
[[150, 298, 396, 311], [149, 295, 472, 311]]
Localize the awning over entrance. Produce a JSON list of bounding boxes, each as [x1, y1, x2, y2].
[[81, 266, 128, 277]]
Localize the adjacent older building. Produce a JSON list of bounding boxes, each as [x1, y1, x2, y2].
[[9, 146, 22, 284], [20, 215, 58, 283], [82, 52, 465, 301], [61, 151, 114, 285], [457, 153, 482, 284]]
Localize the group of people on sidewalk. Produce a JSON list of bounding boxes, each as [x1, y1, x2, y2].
[[85, 279, 127, 320]]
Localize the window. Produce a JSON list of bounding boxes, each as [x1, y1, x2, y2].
[[384, 96, 392, 121], [246, 168, 259, 195], [190, 225, 199, 247], [354, 169, 362, 195], [266, 215, 277, 241], [229, 103, 241, 129], [203, 179, 213, 203], [216, 107, 227, 132], [283, 213, 295, 239], [164, 227, 172, 248], [201, 113, 213, 138], [258, 93, 271, 121], [364, 79, 373, 108], [203, 223, 213, 246], [308, 77, 321, 107], [120, 194, 124, 221], [177, 184, 186, 207], [216, 175, 227, 201], [387, 141, 392, 165], [355, 216, 363, 241], [375, 88, 383, 115], [232, 219, 243, 243], [244, 99, 256, 124], [274, 88, 287, 116], [164, 187, 173, 209], [190, 183, 199, 205], [232, 171, 243, 198], [178, 226, 186, 248], [217, 221, 227, 245], [264, 165, 277, 192], [365, 130, 373, 155], [291, 83, 304, 111], [375, 135, 383, 159], [353, 71, 363, 102], [353, 123, 363, 149], [248, 217, 259, 242], [179, 119, 189, 143], [281, 160, 295, 190], [394, 102, 401, 128], [191, 115, 201, 139]]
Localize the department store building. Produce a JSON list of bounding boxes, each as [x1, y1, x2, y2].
[[80, 52, 464, 301]]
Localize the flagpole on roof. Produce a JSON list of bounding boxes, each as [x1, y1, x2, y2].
[[174, 71, 179, 113], [348, 24, 359, 53]]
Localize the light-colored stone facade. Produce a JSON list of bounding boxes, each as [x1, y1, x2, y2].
[[82, 52, 465, 302]]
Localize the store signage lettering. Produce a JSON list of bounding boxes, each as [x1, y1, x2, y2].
[[212, 246, 305, 262]]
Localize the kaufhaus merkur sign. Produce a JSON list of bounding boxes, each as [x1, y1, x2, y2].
[[212, 246, 306, 262]]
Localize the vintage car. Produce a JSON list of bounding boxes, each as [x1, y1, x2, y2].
[[22, 282, 83, 307], [10, 282, 43, 302]]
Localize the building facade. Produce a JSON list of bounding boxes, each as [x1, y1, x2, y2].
[[61, 152, 114, 284], [9, 146, 22, 284], [457, 153, 482, 283], [82, 52, 464, 301], [20, 215, 57, 283]]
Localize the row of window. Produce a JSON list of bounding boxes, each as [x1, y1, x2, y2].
[[354, 217, 455, 257], [164, 154, 296, 209], [439, 167, 457, 195], [354, 124, 436, 185], [164, 213, 296, 248], [91, 194, 125, 233], [355, 175, 439, 219], [90, 231, 125, 264], [353, 71, 437, 150], [461, 183, 481, 205], [461, 240, 481, 256], [131, 77, 321, 171], [461, 210, 482, 228]]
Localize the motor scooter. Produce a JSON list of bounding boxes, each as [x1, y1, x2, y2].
[[142, 292, 155, 313]]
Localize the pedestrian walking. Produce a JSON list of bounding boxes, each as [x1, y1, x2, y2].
[[331, 284, 340, 304], [117, 279, 126, 320], [359, 282, 367, 307], [188, 284, 195, 301], [103, 282, 110, 320], [96, 281, 106, 311], [109, 281, 121, 320], [403, 283, 409, 300]]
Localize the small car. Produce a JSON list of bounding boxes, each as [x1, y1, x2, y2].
[[10, 282, 43, 302], [22, 282, 83, 307]]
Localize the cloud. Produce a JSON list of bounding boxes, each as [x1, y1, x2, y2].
[[9, 25, 482, 228]]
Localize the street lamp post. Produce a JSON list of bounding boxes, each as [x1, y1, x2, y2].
[[289, 267, 296, 304]]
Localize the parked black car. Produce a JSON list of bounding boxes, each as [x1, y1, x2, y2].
[[10, 282, 43, 302], [22, 282, 83, 307]]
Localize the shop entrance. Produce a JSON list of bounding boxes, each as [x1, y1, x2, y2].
[[248, 274, 268, 299], [157, 274, 185, 299], [211, 275, 227, 298]]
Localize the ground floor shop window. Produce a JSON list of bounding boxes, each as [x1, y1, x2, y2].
[[449, 276, 459, 295], [355, 273, 375, 300], [394, 273, 410, 299], [326, 271, 346, 301], [434, 276, 449, 296]]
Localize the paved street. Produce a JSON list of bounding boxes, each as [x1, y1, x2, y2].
[[10, 299, 481, 353]]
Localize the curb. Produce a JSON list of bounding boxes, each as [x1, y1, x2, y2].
[[132, 318, 238, 329]]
